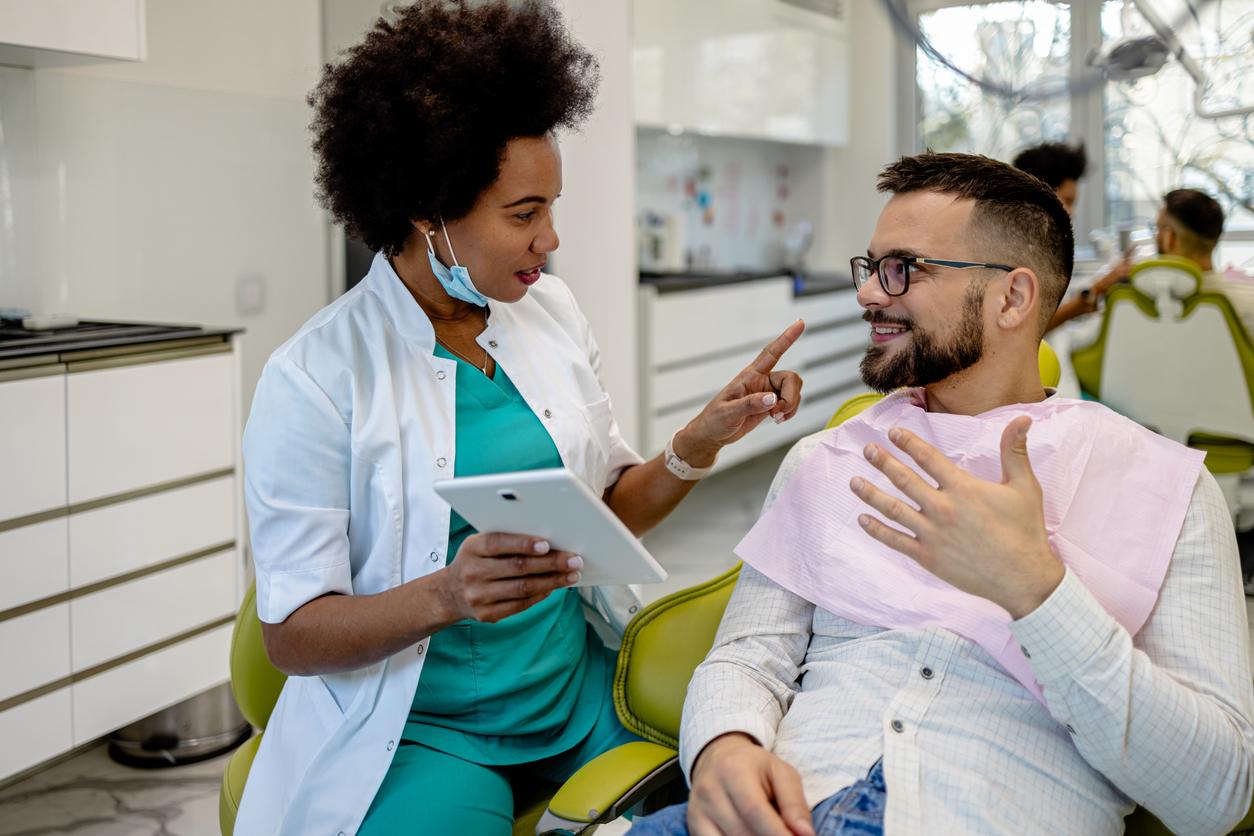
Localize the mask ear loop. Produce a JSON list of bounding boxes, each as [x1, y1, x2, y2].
[[439, 219, 462, 268]]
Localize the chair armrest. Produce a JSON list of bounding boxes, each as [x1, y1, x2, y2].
[[536, 741, 681, 835]]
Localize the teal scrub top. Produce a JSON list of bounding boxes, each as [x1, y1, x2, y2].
[[403, 345, 612, 764]]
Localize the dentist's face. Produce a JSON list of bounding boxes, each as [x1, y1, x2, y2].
[[421, 133, 563, 303], [857, 192, 993, 393]]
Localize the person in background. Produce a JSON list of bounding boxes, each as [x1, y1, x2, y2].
[[1012, 142, 1130, 333], [1157, 188, 1254, 336], [236, 2, 804, 834]]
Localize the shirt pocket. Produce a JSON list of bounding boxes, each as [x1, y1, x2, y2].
[[576, 394, 614, 488]]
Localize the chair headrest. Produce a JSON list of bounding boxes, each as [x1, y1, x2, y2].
[[1129, 256, 1203, 300]]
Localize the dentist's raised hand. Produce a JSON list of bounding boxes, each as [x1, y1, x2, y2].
[[672, 320, 806, 466]]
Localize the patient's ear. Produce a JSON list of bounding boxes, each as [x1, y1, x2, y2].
[[995, 268, 1040, 331]]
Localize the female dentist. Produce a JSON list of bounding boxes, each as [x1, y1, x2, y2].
[[236, 2, 804, 833]]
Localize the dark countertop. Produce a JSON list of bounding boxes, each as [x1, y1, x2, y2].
[[640, 269, 854, 296], [0, 320, 242, 363]]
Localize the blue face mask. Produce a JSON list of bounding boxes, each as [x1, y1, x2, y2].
[[426, 221, 488, 307]]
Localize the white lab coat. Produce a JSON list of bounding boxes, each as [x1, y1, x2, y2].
[[235, 253, 644, 835]]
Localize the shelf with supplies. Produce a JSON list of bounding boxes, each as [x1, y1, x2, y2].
[[638, 272, 868, 472]]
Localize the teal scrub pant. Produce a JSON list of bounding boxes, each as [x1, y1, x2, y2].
[[358, 696, 639, 835]]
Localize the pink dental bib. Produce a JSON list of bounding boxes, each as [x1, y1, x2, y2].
[[735, 390, 1205, 702]]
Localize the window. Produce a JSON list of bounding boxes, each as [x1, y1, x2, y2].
[[907, 0, 1254, 258]]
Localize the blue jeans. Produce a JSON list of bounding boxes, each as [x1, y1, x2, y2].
[[628, 759, 886, 836]]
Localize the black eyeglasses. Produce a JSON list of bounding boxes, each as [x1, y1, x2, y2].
[[850, 254, 1015, 297]]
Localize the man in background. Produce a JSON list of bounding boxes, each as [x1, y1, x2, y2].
[[1013, 142, 1129, 332], [1157, 188, 1254, 336]]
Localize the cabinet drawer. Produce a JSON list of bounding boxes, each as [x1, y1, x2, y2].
[[0, 689, 72, 782], [647, 280, 793, 366], [69, 476, 235, 588], [66, 352, 234, 504], [72, 623, 231, 745], [0, 374, 66, 522], [70, 550, 235, 672], [0, 604, 71, 702], [0, 518, 69, 612]]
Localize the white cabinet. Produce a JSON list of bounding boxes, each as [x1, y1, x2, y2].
[[633, 0, 849, 146], [67, 353, 235, 504], [0, 372, 66, 522], [639, 279, 868, 471], [0, 0, 146, 67], [0, 337, 240, 782]]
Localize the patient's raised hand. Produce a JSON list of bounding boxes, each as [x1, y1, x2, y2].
[[849, 416, 1064, 620]]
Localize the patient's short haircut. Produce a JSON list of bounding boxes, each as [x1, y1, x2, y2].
[[1164, 188, 1225, 249], [1012, 142, 1087, 190], [878, 152, 1074, 332]]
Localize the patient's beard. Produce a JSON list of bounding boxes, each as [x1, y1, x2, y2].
[[860, 286, 987, 393]]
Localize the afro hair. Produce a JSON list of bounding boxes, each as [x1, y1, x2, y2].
[[309, 0, 600, 254]]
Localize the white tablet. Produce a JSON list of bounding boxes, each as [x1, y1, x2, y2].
[[433, 468, 668, 587]]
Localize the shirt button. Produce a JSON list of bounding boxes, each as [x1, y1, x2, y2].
[[436, 370, 446, 381], [429, 551, 439, 563], [543, 408, 552, 419], [488, 340, 498, 348], [1066, 724, 1076, 735], [436, 457, 447, 468], [386, 740, 395, 751], [891, 719, 904, 733], [920, 666, 934, 680], [1020, 646, 1031, 659]]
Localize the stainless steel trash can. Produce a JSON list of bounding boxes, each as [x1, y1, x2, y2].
[[108, 682, 251, 767]]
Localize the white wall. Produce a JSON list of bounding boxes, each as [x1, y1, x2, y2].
[[0, 0, 329, 416], [552, 0, 640, 447], [811, 0, 899, 271]]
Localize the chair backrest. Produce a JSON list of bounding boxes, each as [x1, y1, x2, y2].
[[1071, 257, 1254, 447], [229, 583, 288, 730], [613, 566, 740, 748]]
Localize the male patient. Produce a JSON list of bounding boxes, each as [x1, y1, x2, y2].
[[630, 153, 1254, 836]]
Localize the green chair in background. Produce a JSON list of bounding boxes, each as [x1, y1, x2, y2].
[[1072, 255, 1254, 525]]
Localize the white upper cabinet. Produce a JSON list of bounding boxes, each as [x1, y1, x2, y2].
[[0, 0, 146, 67], [633, 0, 848, 146]]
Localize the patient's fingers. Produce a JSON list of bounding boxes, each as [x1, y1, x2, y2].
[[888, 428, 961, 489], [857, 512, 925, 563], [850, 476, 925, 535], [767, 759, 815, 836], [862, 443, 935, 509]]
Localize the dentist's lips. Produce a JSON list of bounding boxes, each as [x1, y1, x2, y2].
[[515, 266, 543, 286]]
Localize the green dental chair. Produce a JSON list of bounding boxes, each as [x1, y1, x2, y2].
[[222, 341, 1253, 834]]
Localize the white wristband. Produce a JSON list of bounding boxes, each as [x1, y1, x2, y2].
[[665, 431, 717, 481]]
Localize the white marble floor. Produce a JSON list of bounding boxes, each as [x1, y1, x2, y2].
[[0, 447, 790, 836]]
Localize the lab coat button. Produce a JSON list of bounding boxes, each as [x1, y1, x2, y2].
[[417, 644, 425, 656], [437, 457, 447, 468], [386, 740, 394, 751], [429, 551, 439, 563], [543, 409, 552, 419], [436, 370, 447, 381], [488, 340, 498, 348]]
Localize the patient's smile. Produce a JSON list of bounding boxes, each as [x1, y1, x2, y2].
[[871, 323, 910, 343]]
